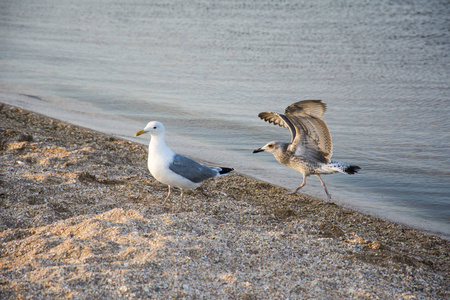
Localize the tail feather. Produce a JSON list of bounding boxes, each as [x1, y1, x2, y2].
[[345, 165, 361, 175], [324, 161, 361, 175], [219, 167, 234, 175]]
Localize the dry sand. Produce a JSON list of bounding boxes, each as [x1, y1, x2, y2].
[[0, 104, 448, 299]]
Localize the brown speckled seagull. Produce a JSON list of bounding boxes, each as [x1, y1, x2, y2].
[[253, 100, 360, 201]]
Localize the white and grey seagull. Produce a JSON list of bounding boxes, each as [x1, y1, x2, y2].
[[253, 100, 360, 201], [135, 121, 233, 206]]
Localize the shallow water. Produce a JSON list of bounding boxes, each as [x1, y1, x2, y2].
[[1, 0, 449, 238]]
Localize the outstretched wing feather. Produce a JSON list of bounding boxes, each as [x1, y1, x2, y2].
[[285, 100, 327, 119], [285, 100, 333, 161], [258, 112, 297, 142]]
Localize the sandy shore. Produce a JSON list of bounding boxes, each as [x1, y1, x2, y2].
[[0, 104, 448, 299]]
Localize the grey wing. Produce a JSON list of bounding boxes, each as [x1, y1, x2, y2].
[[258, 112, 297, 143], [285, 100, 333, 161], [169, 154, 219, 183]]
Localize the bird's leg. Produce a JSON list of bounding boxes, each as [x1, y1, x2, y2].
[[162, 185, 172, 205], [179, 190, 184, 209], [285, 176, 306, 195], [316, 175, 332, 201]]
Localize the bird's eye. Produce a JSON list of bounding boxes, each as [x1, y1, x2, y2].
[[153, 126, 157, 129], [268, 144, 273, 148]]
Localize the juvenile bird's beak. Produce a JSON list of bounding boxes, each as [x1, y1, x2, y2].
[[253, 148, 264, 153], [135, 129, 147, 137]]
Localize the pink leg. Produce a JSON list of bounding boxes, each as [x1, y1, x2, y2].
[[316, 175, 331, 201], [285, 176, 306, 195]]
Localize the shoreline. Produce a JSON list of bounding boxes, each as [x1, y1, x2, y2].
[[2, 91, 448, 239], [1, 103, 448, 298]]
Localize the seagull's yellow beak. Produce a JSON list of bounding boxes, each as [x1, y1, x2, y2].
[[135, 129, 147, 137]]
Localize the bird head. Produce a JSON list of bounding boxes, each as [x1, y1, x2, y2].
[[253, 141, 283, 156], [135, 121, 165, 137]]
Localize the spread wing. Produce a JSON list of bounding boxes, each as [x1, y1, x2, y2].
[[285, 100, 327, 119], [285, 100, 332, 161], [258, 112, 296, 142], [258, 100, 333, 161]]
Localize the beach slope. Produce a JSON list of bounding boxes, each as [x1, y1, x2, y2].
[[0, 104, 448, 299]]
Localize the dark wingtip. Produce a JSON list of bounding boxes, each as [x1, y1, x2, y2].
[[345, 165, 361, 175], [219, 167, 234, 175]]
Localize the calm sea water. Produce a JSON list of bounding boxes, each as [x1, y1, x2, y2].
[[1, 0, 449, 238]]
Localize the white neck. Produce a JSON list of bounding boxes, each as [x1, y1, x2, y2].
[[148, 133, 174, 159]]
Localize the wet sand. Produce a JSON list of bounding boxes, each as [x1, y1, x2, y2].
[[0, 104, 448, 299]]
